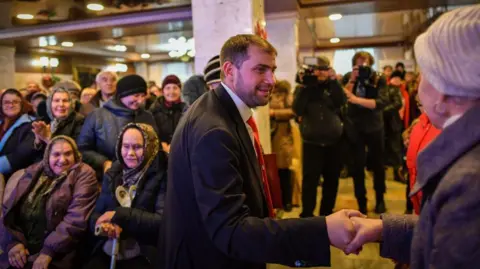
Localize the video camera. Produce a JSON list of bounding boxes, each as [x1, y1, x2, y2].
[[295, 64, 330, 86]]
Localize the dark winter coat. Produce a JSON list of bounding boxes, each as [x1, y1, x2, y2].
[[149, 96, 187, 144], [380, 105, 480, 268]]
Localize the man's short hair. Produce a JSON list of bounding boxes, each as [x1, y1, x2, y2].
[[220, 34, 277, 79], [352, 51, 375, 67], [95, 71, 118, 84]]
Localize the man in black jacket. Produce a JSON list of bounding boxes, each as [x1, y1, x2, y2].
[[164, 34, 364, 269], [342, 51, 389, 214], [77, 74, 157, 179], [292, 56, 346, 217]]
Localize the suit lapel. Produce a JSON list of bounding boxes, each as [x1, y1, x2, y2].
[[213, 86, 267, 198]]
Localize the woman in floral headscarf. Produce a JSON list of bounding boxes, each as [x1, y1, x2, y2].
[[84, 123, 167, 269], [0, 136, 99, 269]]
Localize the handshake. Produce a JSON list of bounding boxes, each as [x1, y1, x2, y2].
[[325, 209, 384, 254]]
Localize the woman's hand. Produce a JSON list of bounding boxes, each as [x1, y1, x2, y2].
[[32, 121, 51, 144], [32, 254, 52, 269], [161, 142, 170, 153], [8, 243, 29, 268], [96, 211, 116, 225], [98, 223, 122, 239], [103, 160, 112, 173]]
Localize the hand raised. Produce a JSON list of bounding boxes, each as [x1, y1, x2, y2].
[[326, 209, 366, 251], [32, 121, 51, 143], [345, 217, 383, 254]]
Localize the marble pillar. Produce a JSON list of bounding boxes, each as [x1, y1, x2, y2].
[[0, 46, 16, 90], [265, 11, 299, 90], [192, 0, 272, 153]]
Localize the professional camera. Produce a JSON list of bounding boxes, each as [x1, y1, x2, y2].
[[295, 64, 329, 85], [358, 65, 373, 81]]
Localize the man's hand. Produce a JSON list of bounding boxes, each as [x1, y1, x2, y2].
[[8, 243, 29, 268], [343, 89, 358, 104], [32, 254, 52, 269], [103, 160, 112, 173], [326, 210, 366, 252], [96, 211, 116, 225], [345, 217, 383, 254]]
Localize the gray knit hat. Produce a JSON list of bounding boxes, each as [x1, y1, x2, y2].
[[414, 5, 480, 98]]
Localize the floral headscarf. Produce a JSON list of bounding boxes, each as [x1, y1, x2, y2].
[[116, 123, 159, 187]]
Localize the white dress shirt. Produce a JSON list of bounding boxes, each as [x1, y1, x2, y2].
[[221, 82, 257, 154]]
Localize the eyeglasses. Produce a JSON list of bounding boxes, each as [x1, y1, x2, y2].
[[2, 100, 21, 106]]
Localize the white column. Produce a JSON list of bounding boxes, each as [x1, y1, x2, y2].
[[0, 46, 16, 90], [192, 0, 272, 153], [266, 11, 299, 89]]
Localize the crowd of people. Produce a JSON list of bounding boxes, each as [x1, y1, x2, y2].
[[0, 4, 478, 269]]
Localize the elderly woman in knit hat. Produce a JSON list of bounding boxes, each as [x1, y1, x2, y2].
[[32, 87, 85, 151], [150, 74, 187, 153], [0, 136, 98, 269], [343, 5, 480, 267], [84, 123, 166, 269]]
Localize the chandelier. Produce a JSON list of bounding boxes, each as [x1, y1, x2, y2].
[[168, 37, 195, 61]]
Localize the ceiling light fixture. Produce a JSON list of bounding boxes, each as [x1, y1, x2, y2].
[[330, 37, 341, 43], [87, 3, 105, 11], [61, 41, 74, 47], [17, 14, 34, 20], [141, 53, 151, 59], [106, 45, 127, 52], [329, 13, 343, 21]]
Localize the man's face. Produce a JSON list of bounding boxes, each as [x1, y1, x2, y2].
[[98, 73, 117, 97], [355, 57, 369, 67], [314, 69, 329, 81], [227, 45, 276, 108], [121, 93, 146, 110], [26, 83, 40, 94]]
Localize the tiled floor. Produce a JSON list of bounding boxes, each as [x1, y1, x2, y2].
[[269, 168, 407, 269]]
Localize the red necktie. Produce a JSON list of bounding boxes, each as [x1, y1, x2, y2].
[[246, 116, 274, 218]]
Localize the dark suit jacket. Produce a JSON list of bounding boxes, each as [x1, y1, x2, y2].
[[163, 85, 331, 269]]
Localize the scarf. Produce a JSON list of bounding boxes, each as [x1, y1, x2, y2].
[[114, 123, 159, 207], [46, 88, 75, 134]]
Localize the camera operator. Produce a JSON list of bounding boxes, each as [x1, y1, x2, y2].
[[292, 56, 346, 217], [342, 51, 389, 214]]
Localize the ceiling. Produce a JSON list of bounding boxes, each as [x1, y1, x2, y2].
[[296, 0, 478, 51], [8, 0, 190, 26], [3, 0, 479, 64]]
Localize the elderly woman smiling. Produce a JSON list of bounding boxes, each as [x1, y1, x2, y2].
[[0, 136, 99, 269]]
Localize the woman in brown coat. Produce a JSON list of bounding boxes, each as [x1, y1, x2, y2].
[[0, 136, 99, 269], [269, 80, 295, 212]]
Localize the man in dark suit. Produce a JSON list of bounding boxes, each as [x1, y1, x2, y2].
[[164, 34, 364, 269]]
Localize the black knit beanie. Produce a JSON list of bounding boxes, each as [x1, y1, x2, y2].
[[116, 74, 147, 99]]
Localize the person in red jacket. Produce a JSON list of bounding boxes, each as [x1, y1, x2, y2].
[[404, 111, 441, 214]]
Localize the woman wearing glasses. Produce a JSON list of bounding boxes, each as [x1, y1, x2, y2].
[[0, 89, 36, 179]]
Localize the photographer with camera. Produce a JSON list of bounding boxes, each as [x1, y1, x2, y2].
[[342, 51, 389, 214], [293, 56, 346, 217]]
